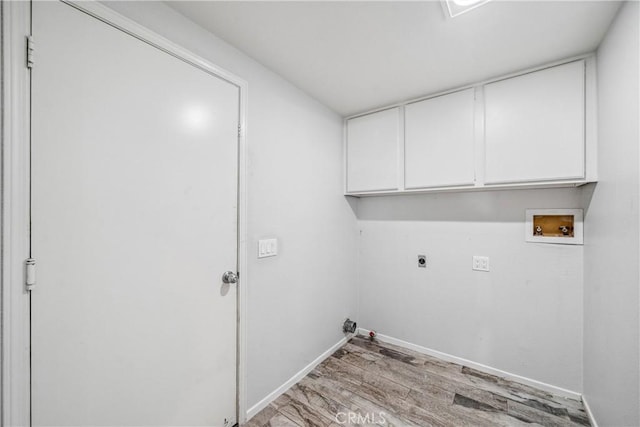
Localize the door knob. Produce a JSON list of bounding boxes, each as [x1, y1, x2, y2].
[[222, 271, 238, 284]]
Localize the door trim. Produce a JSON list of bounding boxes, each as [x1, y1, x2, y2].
[[1, 1, 250, 424], [1, 1, 32, 425]]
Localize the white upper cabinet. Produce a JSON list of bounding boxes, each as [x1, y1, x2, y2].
[[346, 107, 401, 193], [405, 88, 476, 189], [484, 60, 585, 184], [344, 57, 594, 196]]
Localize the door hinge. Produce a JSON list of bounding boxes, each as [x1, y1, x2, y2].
[[25, 258, 36, 291], [238, 124, 242, 138], [26, 36, 35, 69]]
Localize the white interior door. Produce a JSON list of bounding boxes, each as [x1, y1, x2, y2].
[[31, 2, 239, 425]]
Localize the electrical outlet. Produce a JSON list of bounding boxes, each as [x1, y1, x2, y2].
[[472, 256, 490, 272], [418, 255, 426, 268]]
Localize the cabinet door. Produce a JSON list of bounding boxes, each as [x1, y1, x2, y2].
[[346, 107, 400, 192], [405, 89, 475, 188], [484, 60, 585, 184]]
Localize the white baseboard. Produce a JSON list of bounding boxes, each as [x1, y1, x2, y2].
[[357, 328, 582, 401], [246, 334, 353, 421], [581, 395, 599, 427]]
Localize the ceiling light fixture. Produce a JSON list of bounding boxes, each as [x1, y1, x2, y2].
[[443, 0, 491, 18]]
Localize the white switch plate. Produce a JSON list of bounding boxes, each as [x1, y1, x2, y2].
[[472, 256, 490, 272], [258, 238, 278, 258]]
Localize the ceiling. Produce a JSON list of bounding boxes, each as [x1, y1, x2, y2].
[[168, 1, 621, 117]]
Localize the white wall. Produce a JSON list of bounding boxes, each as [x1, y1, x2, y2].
[[583, 2, 640, 425], [357, 188, 585, 392], [101, 1, 358, 413]]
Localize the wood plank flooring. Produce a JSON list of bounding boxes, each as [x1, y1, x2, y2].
[[244, 335, 590, 427]]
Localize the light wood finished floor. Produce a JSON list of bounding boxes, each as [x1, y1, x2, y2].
[[244, 335, 590, 427]]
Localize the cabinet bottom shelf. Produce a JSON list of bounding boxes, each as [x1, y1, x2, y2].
[[345, 180, 595, 197]]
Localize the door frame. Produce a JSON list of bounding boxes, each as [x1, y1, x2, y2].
[[1, 1, 250, 424], [1, 1, 32, 425]]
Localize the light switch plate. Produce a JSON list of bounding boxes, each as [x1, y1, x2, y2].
[[258, 238, 278, 258]]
